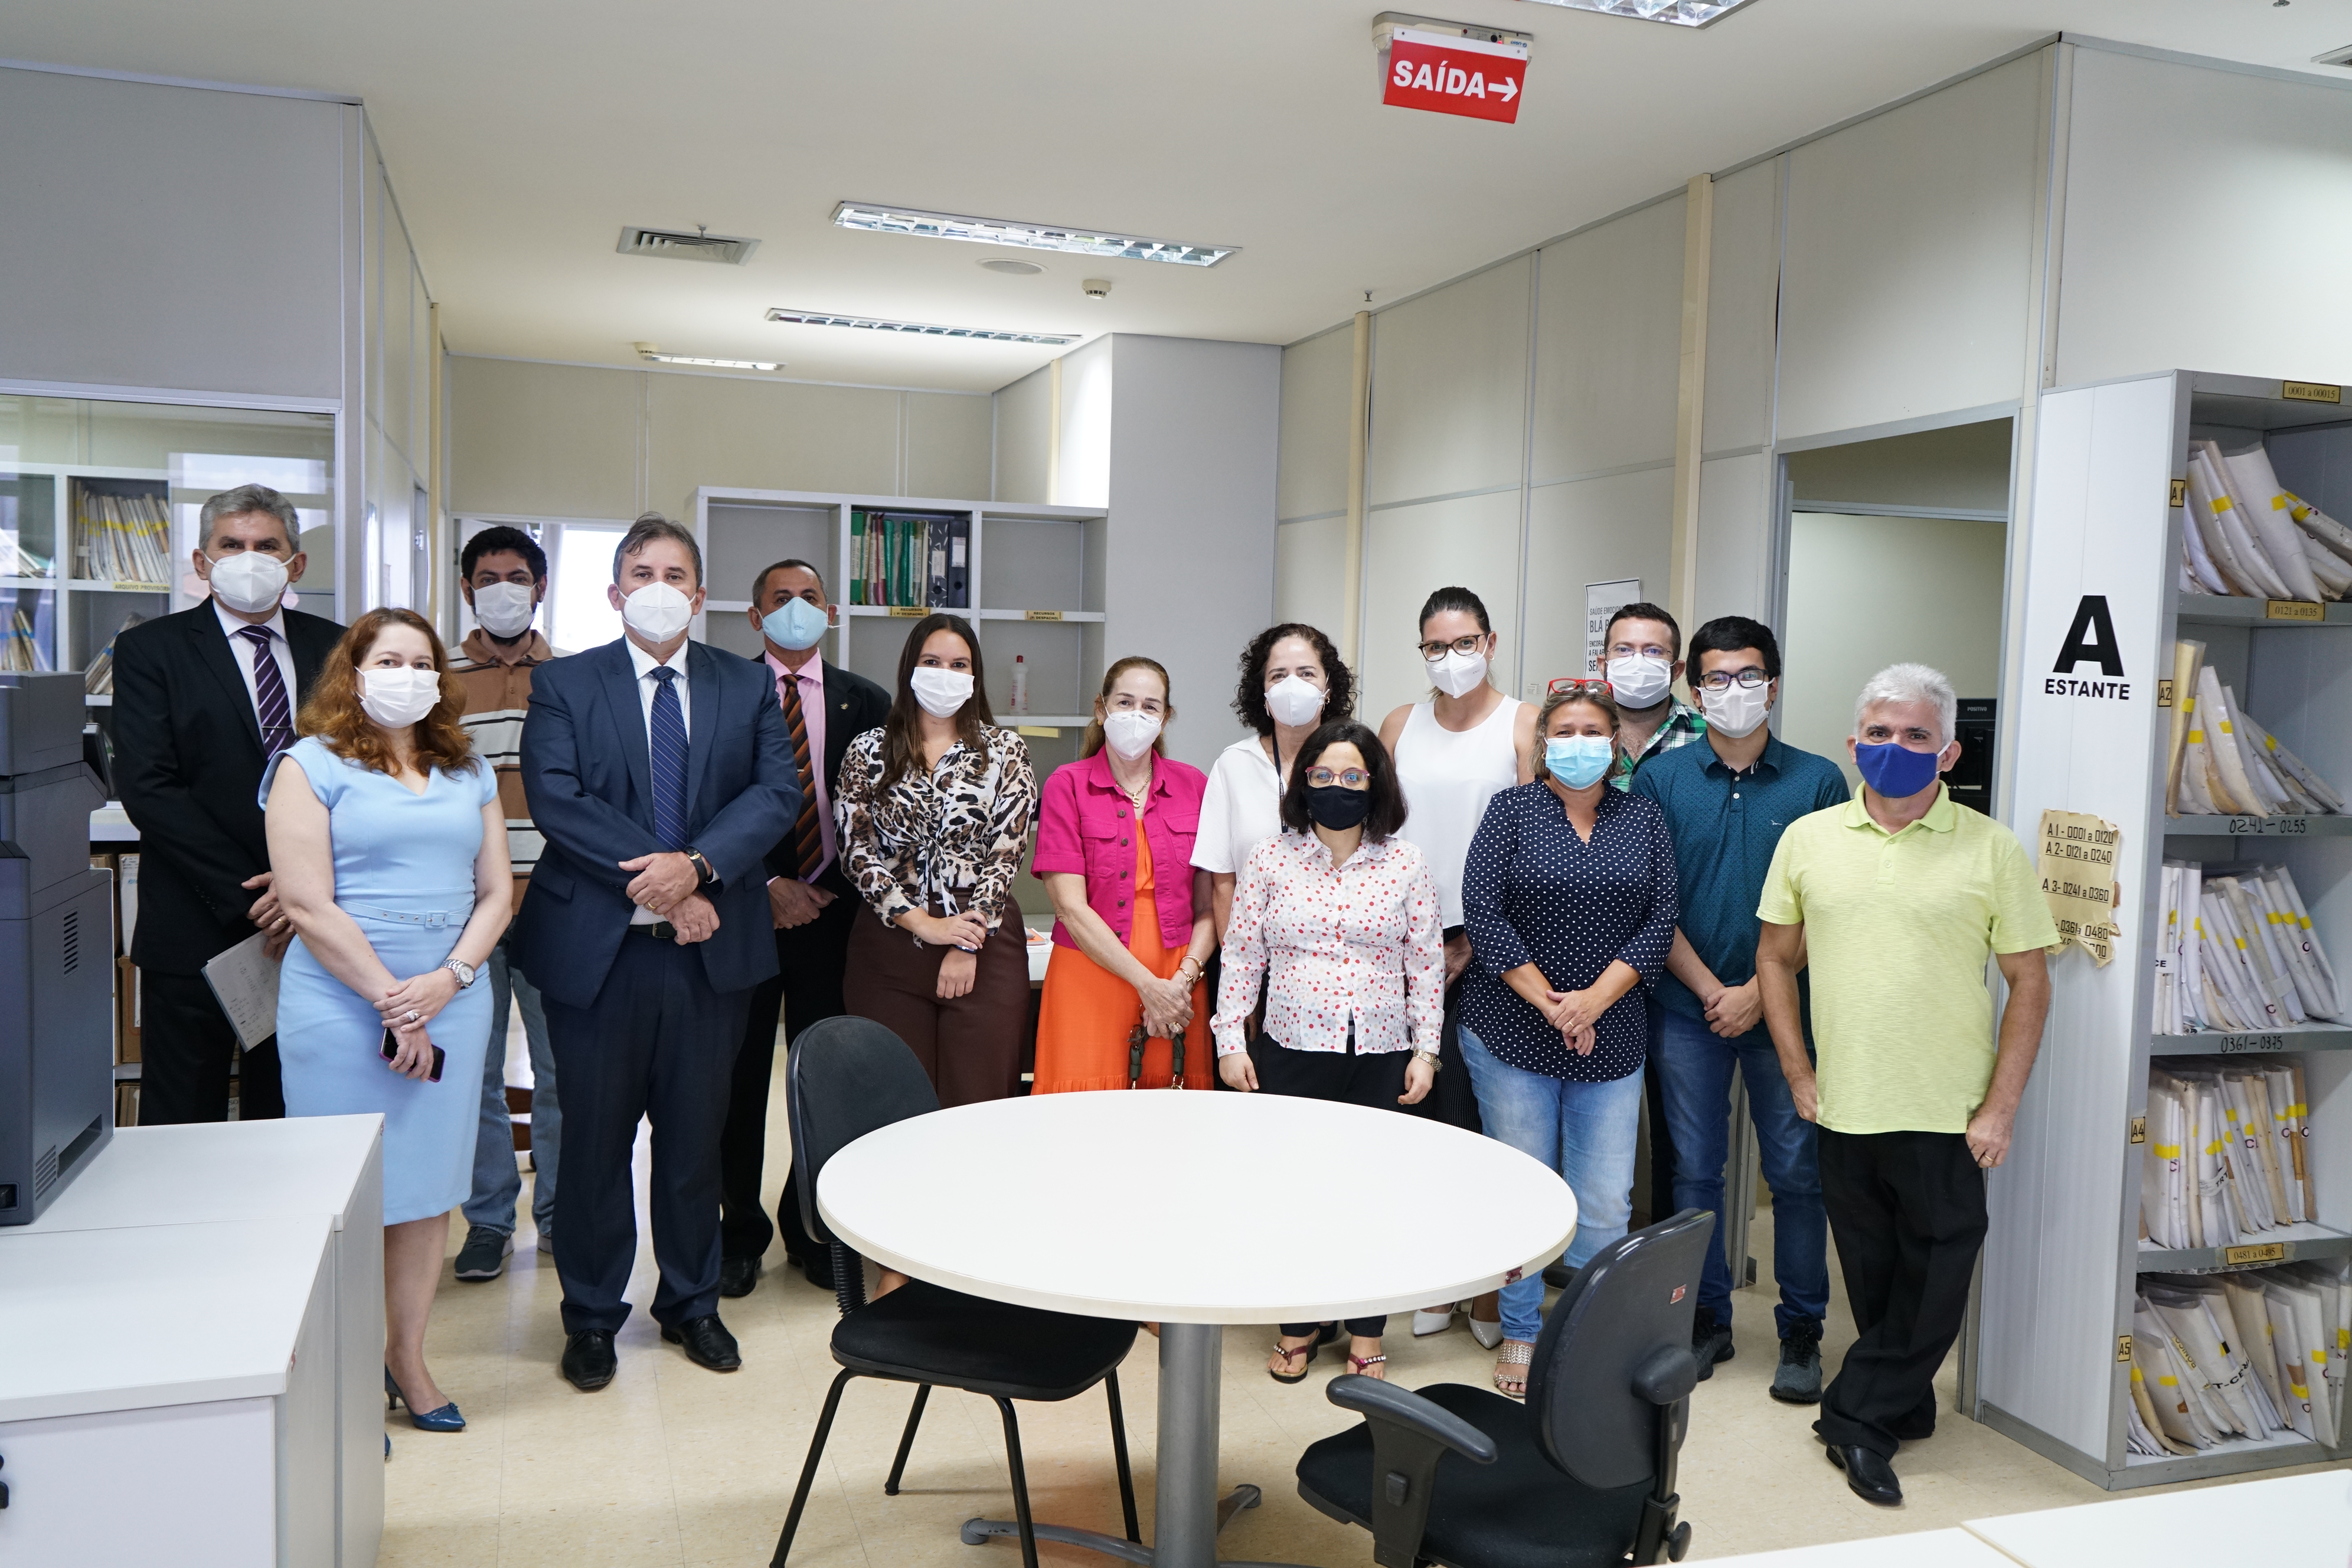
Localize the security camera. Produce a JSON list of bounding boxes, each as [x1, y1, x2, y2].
[[1082, 279, 1112, 299]]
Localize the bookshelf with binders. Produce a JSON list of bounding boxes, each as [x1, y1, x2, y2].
[[1978, 371, 2352, 1488]]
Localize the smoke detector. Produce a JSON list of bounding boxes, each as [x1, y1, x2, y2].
[[1082, 278, 1112, 299], [616, 225, 760, 265]]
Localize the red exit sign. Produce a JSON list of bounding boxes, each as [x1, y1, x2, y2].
[[1381, 27, 1530, 124]]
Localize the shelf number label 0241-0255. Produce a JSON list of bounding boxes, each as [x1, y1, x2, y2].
[[2037, 808, 2122, 967]]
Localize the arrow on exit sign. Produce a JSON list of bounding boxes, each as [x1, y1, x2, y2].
[[1382, 28, 1530, 124]]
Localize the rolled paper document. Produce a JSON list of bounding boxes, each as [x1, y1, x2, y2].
[[2190, 447, 2291, 599], [2214, 440, 2326, 602]]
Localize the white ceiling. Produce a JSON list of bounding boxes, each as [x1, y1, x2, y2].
[[9, 0, 2350, 393]]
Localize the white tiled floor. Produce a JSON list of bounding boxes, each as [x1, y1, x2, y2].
[[380, 1059, 2340, 1566]]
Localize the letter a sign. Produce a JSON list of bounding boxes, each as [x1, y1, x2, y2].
[[1383, 28, 1530, 125]]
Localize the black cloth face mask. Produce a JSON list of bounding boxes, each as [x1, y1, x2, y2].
[[1305, 784, 1372, 831]]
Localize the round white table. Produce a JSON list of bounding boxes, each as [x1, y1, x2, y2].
[[819, 1087, 1578, 1568]]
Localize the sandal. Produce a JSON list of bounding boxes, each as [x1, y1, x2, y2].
[[1494, 1340, 1534, 1399], [1347, 1353, 1388, 1379], [1268, 1338, 1320, 1384]]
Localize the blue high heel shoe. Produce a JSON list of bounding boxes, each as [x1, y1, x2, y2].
[[385, 1366, 466, 1432]]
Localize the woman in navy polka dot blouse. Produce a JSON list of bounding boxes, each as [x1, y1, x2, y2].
[[1458, 682, 1679, 1396]]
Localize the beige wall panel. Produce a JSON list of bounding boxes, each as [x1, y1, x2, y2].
[[448, 356, 641, 519], [1781, 511, 2007, 786], [1776, 54, 2045, 442], [994, 365, 1050, 504], [1702, 159, 1782, 455], [1275, 514, 1349, 636], [1367, 258, 1531, 506], [1693, 452, 1773, 625], [906, 391, 993, 500], [1785, 419, 2012, 511], [1531, 199, 1685, 482], [1278, 326, 1356, 521], [378, 171, 413, 471], [1521, 467, 1674, 700], [2055, 48, 2352, 387], [647, 373, 899, 508], [1360, 488, 1523, 718]]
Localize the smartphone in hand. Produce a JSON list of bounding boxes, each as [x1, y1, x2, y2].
[[380, 1025, 446, 1083]]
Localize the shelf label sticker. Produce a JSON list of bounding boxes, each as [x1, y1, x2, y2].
[[2116, 1334, 2134, 1363], [888, 605, 926, 618], [2038, 808, 2122, 966], [2223, 1242, 2287, 1266], [2158, 680, 2175, 710], [2130, 1116, 2147, 1145], [1382, 27, 1530, 124], [2282, 381, 2342, 404], [2227, 815, 2309, 835], [2218, 1033, 2286, 1054], [2170, 478, 2187, 509], [1023, 609, 1064, 622], [2266, 599, 2325, 622]]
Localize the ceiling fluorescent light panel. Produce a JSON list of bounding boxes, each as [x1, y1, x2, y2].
[[1514, 0, 1758, 25], [766, 309, 1077, 346], [635, 345, 780, 371], [832, 202, 1236, 267]]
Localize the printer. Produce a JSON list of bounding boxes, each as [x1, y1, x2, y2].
[[0, 672, 112, 1224]]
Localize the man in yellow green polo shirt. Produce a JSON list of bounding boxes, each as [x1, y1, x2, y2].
[[1755, 662, 2054, 1508]]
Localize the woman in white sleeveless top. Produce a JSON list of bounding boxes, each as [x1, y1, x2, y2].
[[1377, 585, 1537, 1347]]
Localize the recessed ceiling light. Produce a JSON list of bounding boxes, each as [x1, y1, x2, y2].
[[633, 344, 780, 370], [765, 309, 1077, 346], [980, 259, 1046, 275], [1513, 0, 1758, 25], [832, 201, 1237, 267]]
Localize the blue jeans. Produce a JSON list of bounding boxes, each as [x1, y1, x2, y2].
[[463, 937, 560, 1236], [1652, 1007, 1828, 1337], [1461, 1025, 1644, 1345]]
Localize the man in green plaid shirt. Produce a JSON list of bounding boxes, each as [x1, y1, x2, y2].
[[1595, 602, 1707, 789]]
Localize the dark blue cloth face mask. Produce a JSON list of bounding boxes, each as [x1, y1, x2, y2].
[[1853, 740, 1943, 799]]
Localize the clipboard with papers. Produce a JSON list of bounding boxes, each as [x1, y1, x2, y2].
[[200, 930, 283, 1053]]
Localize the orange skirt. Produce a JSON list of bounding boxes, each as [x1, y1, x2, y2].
[[1031, 938, 1212, 1093]]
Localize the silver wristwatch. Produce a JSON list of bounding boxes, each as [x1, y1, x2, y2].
[[443, 958, 478, 989]]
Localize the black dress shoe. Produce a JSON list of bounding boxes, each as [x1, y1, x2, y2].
[[718, 1256, 762, 1298], [561, 1329, 617, 1391], [1826, 1443, 1902, 1506], [795, 1252, 837, 1292], [661, 1314, 742, 1371]]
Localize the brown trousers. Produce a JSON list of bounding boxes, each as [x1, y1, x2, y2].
[[844, 907, 1030, 1106]]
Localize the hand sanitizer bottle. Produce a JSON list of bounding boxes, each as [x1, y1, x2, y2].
[[1010, 654, 1030, 716]]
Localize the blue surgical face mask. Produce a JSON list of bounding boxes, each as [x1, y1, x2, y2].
[[1854, 740, 1945, 799], [760, 595, 829, 652], [1544, 735, 1614, 789]]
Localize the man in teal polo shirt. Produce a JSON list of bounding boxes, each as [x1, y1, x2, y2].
[[1756, 662, 2054, 1507], [1634, 616, 1848, 1404]]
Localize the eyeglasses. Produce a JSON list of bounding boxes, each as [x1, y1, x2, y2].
[[1546, 677, 1613, 697], [1304, 766, 1372, 789], [1696, 668, 1770, 692], [1418, 633, 1487, 662]]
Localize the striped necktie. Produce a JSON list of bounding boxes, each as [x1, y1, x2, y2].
[[648, 666, 689, 850], [779, 672, 822, 879], [237, 625, 294, 762]]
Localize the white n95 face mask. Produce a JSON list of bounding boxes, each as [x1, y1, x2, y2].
[[1608, 654, 1672, 710], [208, 551, 289, 615], [1265, 674, 1327, 729], [471, 581, 537, 638], [1429, 647, 1489, 698], [1700, 680, 1772, 739], [910, 667, 975, 718], [1101, 710, 1162, 760], [621, 581, 693, 642], [358, 666, 442, 728]]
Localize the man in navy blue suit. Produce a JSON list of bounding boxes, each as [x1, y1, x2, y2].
[[514, 513, 798, 1391]]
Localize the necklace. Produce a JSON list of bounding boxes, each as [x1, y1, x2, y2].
[[1116, 761, 1151, 814]]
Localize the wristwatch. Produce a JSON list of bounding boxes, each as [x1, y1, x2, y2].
[[1412, 1048, 1442, 1073], [684, 847, 718, 887], [443, 958, 478, 989]]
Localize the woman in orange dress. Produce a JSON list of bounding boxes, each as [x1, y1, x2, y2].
[[1031, 656, 1216, 1092]]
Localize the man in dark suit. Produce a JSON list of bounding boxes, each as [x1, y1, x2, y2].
[[512, 513, 798, 1391], [717, 558, 891, 1298], [113, 484, 343, 1124]]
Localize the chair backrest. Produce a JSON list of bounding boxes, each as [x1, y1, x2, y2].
[[786, 1016, 939, 1247], [1523, 1208, 1713, 1491]]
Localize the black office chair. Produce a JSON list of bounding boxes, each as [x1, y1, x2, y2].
[[770, 1017, 1141, 1568], [1295, 1208, 1714, 1568]]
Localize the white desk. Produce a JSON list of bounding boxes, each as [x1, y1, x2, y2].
[[1966, 1469, 2352, 1567], [1698, 1529, 2017, 1566], [0, 1215, 338, 1566], [2, 1117, 384, 1568], [820, 1089, 1577, 1568]]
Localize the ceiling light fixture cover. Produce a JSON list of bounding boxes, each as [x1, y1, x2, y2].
[[617, 226, 761, 264], [635, 345, 780, 370], [832, 202, 1237, 267], [765, 308, 1077, 346], [1513, 0, 1758, 25]]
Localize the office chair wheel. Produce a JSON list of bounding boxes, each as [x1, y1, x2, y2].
[[1667, 1520, 1692, 1561]]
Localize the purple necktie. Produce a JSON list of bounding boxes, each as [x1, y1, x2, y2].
[[239, 625, 294, 762]]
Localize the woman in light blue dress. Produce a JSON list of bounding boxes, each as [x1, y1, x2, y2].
[[264, 607, 512, 1435]]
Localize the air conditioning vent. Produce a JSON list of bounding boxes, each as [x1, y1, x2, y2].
[[61, 909, 78, 974], [617, 226, 760, 266]]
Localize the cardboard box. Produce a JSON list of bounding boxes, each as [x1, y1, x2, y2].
[[116, 954, 141, 1064]]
